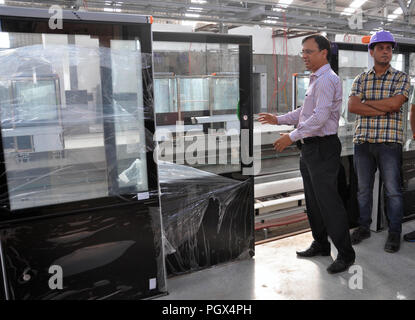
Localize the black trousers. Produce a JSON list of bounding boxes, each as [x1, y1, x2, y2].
[[299, 135, 355, 261]]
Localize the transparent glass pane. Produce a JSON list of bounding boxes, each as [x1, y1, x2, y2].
[[212, 77, 239, 110], [153, 41, 241, 174], [14, 80, 59, 123], [295, 76, 309, 109], [111, 39, 148, 193], [0, 32, 148, 210], [391, 53, 405, 71], [338, 50, 370, 156], [154, 78, 177, 113], [179, 77, 209, 112], [405, 53, 415, 151]]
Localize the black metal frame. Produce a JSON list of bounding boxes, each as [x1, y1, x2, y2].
[[153, 31, 255, 276], [0, 10, 159, 223], [0, 7, 166, 300], [152, 31, 254, 179]]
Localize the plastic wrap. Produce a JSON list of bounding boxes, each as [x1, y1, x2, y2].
[[0, 33, 166, 299], [158, 161, 254, 275]]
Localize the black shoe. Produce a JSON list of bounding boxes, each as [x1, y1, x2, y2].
[[350, 226, 370, 245], [403, 231, 415, 242], [296, 241, 330, 257], [384, 232, 401, 253], [327, 257, 355, 274]]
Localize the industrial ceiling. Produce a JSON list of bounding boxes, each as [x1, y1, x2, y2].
[[1, 0, 415, 37]]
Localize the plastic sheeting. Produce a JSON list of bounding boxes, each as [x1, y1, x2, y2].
[[158, 161, 254, 276], [0, 43, 153, 211], [0, 30, 255, 299], [0, 36, 166, 299]]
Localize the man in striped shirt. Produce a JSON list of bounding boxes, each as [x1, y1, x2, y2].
[[259, 34, 355, 274], [348, 30, 410, 253]]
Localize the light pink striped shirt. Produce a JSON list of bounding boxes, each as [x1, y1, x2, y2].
[[277, 63, 342, 142]]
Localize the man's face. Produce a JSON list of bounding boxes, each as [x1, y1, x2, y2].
[[301, 38, 327, 72], [370, 42, 393, 66]]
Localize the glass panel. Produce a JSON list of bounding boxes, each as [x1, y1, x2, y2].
[[179, 77, 209, 112], [212, 77, 239, 110], [14, 80, 59, 124], [154, 77, 177, 113], [0, 32, 149, 210], [111, 39, 148, 193], [405, 53, 415, 151], [338, 50, 370, 156], [295, 76, 309, 109], [153, 41, 241, 174], [391, 53, 405, 71]]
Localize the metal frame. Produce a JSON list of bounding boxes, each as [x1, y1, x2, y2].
[[0, 6, 167, 301], [0, 6, 158, 221], [4, 1, 415, 38], [153, 31, 254, 178], [154, 74, 240, 123]]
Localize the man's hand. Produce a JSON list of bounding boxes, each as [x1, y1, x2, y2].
[[258, 113, 278, 125], [273, 133, 293, 152]]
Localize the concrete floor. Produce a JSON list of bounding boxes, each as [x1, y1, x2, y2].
[[157, 220, 415, 300]]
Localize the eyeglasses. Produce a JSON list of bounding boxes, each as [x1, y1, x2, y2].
[[299, 49, 320, 57]]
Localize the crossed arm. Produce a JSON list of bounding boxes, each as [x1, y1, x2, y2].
[[348, 95, 407, 116]]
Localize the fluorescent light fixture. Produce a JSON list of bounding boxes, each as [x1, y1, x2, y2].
[[278, 0, 293, 8], [191, 0, 207, 3], [340, 7, 355, 15], [349, 0, 367, 9], [344, 7, 356, 13], [393, 7, 403, 15], [266, 16, 279, 20], [104, 8, 121, 12], [185, 13, 200, 18], [263, 19, 278, 24], [188, 7, 203, 12]]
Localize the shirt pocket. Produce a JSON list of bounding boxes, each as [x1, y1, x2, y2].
[[302, 87, 315, 117]]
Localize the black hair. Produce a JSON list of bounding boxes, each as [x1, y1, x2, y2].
[[369, 42, 395, 50], [302, 34, 331, 62]]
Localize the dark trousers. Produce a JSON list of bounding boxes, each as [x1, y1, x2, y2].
[[299, 135, 355, 261], [354, 142, 403, 234]]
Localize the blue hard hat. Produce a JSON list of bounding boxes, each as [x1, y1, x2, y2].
[[369, 30, 396, 49]]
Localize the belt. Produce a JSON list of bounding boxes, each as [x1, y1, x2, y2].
[[296, 134, 337, 148]]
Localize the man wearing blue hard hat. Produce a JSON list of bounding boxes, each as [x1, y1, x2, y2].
[[348, 30, 411, 253]]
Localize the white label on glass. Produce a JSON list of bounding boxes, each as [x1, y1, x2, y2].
[[149, 278, 157, 290]]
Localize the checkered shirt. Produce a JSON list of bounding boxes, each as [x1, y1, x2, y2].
[[350, 66, 410, 144]]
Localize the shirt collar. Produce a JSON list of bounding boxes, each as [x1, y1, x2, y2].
[[311, 63, 331, 78], [368, 65, 394, 76]]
